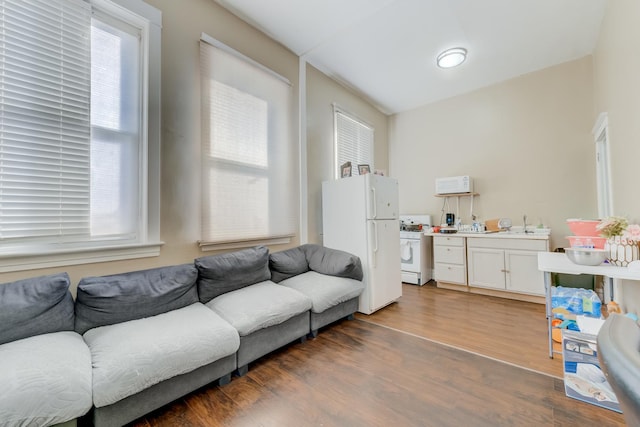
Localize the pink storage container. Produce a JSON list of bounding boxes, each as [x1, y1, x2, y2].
[[566, 219, 601, 237], [566, 235, 606, 249]]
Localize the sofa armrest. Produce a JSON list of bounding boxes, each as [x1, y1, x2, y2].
[[597, 313, 640, 425], [0, 273, 75, 345], [303, 244, 363, 281]]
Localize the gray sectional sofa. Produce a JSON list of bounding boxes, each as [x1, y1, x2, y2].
[[0, 273, 92, 427], [74, 263, 240, 427], [0, 244, 364, 427]]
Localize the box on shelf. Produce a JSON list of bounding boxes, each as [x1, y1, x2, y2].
[[562, 329, 621, 413]]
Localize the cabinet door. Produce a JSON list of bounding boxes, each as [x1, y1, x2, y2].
[[505, 250, 545, 295], [468, 247, 505, 290]]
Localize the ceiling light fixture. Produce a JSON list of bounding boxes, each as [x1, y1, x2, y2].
[[437, 47, 467, 68]]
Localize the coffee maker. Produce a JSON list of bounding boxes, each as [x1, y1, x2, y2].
[[446, 213, 455, 227], [440, 212, 457, 234]]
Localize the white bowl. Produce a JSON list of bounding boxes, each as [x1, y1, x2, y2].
[[564, 248, 608, 266]]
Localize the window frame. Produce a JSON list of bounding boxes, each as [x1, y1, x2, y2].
[[0, 0, 162, 273]]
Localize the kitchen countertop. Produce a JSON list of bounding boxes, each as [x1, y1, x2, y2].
[[424, 231, 550, 240], [538, 251, 640, 279]]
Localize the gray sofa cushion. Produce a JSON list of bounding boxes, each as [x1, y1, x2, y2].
[[196, 245, 271, 303], [269, 244, 363, 283], [304, 244, 363, 281], [83, 302, 240, 407], [0, 273, 74, 345], [75, 264, 199, 334], [0, 331, 92, 425], [269, 246, 309, 283], [279, 271, 365, 313], [206, 281, 312, 336]]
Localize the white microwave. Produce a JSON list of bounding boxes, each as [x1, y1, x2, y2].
[[435, 176, 473, 194]]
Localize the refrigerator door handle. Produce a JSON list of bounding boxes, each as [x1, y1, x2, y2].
[[371, 221, 378, 268], [371, 187, 377, 219]]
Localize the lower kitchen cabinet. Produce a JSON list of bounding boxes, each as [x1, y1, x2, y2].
[[467, 237, 549, 296], [433, 236, 467, 285]]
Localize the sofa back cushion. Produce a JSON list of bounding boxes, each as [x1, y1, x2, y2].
[[74, 264, 199, 334], [304, 244, 364, 281], [0, 273, 74, 345], [269, 246, 310, 283], [196, 245, 271, 303]]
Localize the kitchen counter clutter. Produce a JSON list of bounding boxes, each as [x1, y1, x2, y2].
[[427, 230, 550, 302], [424, 228, 550, 240]]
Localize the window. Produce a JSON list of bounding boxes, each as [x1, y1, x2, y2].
[[333, 105, 374, 178], [199, 35, 297, 249], [0, 0, 161, 271]]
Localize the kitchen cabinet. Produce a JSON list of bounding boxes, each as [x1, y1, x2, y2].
[[427, 231, 550, 302], [433, 235, 466, 285], [467, 237, 549, 296]]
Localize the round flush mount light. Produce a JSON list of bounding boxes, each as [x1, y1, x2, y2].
[[437, 47, 467, 68]]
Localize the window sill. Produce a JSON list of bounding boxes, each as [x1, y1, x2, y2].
[[0, 242, 164, 273], [199, 236, 292, 252]]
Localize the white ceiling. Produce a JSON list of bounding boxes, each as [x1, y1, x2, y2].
[[214, 0, 609, 114]]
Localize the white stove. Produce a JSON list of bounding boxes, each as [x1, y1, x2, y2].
[[399, 215, 433, 285]]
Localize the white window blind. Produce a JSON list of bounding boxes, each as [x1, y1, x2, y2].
[[333, 106, 374, 178], [0, 0, 92, 243], [0, 0, 161, 266], [200, 36, 297, 246]]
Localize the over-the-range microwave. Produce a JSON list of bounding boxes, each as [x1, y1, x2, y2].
[[435, 176, 473, 194]]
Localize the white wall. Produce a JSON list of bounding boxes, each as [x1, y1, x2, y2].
[[389, 57, 595, 250], [593, 0, 640, 314], [593, 0, 640, 223]]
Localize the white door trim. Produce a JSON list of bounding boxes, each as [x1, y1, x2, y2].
[[592, 112, 613, 218]]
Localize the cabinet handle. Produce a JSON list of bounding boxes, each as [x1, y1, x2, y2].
[[501, 269, 510, 273]]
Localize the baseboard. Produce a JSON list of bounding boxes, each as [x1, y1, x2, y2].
[[435, 281, 544, 304]]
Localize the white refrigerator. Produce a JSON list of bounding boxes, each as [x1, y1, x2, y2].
[[322, 174, 402, 314]]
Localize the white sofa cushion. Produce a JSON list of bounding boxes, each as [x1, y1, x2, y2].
[[206, 281, 312, 336], [0, 331, 92, 426], [279, 271, 365, 313], [83, 302, 239, 407]]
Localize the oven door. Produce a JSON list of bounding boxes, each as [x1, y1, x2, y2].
[[400, 238, 421, 273]]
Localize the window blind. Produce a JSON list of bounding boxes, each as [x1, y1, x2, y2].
[[0, 0, 92, 242], [200, 37, 297, 245], [334, 106, 374, 178]]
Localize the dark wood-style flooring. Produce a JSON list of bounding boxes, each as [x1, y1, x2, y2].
[[130, 283, 625, 426]]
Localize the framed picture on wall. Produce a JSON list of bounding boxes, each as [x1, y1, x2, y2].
[[358, 164, 371, 175], [340, 162, 352, 178]]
